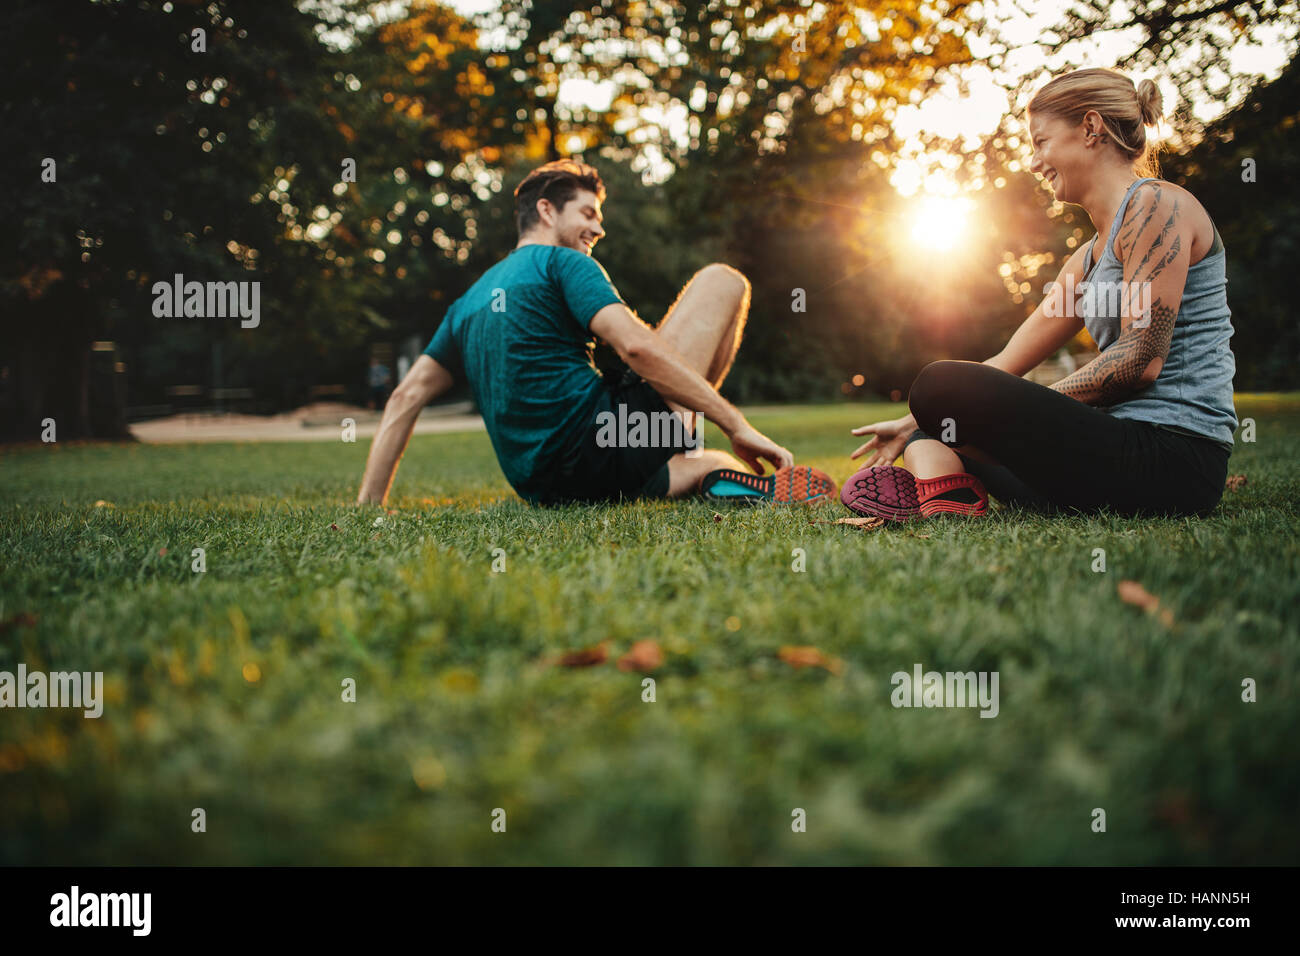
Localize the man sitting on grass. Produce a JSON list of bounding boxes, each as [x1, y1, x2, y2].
[[356, 159, 834, 507]]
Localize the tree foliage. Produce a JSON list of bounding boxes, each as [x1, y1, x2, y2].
[[1163, 51, 1300, 389], [1, 0, 1294, 440]]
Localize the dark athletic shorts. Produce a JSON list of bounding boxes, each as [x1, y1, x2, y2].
[[903, 360, 1232, 518], [537, 367, 696, 505]]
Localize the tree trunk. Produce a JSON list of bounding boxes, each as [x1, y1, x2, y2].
[[2, 284, 132, 442]]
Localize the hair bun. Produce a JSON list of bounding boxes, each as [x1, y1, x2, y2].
[[1136, 79, 1163, 126]]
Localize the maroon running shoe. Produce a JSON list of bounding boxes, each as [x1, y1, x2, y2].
[[841, 466, 988, 522], [840, 465, 922, 522]]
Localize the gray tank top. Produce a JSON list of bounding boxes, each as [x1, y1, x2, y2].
[[1079, 177, 1237, 451]]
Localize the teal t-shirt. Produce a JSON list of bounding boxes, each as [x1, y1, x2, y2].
[[423, 244, 625, 502]]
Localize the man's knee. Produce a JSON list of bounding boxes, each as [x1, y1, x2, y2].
[[695, 262, 751, 304]]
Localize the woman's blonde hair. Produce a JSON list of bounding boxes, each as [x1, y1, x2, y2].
[[1028, 68, 1165, 177]]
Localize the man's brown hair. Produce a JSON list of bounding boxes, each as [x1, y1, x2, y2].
[[513, 160, 605, 236]]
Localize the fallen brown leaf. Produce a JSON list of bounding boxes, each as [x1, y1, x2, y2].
[[778, 645, 844, 675], [1117, 580, 1158, 610], [1118, 580, 1175, 627], [1225, 474, 1247, 491], [557, 642, 610, 668], [813, 516, 885, 530], [617, 639, 663, 673]]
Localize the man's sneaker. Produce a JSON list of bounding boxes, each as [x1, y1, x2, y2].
[[841, 464, 988, 522], [701, 465, 837, 505]]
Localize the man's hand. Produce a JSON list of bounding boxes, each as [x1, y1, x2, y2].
[[729, 422, 794, 474]]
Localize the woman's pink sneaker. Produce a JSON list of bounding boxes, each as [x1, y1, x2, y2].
[[841, 465, 988, 522]]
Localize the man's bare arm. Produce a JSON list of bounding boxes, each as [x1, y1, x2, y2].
[[356, 355, 454, 505], [590, 304, 744, 432], [588, 303, 793, 473]]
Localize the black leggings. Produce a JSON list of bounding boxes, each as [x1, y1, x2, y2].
[[905, 361, 1231, 517]]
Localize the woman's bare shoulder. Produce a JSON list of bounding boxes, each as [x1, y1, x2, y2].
[[1119, 179, 1215, 260]]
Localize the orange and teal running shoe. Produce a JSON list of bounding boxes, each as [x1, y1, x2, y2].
[[701, 465, 837, 505]]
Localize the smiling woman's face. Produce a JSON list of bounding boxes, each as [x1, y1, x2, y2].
[[1027, 111, 1091, 204]]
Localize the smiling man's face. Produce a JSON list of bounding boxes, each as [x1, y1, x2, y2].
[[550, 189, 606, 255]]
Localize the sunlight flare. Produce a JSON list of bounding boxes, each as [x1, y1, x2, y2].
[[908, 195, 975, 251]]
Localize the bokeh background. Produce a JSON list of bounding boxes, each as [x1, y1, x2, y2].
[[3, 0, 1298, 441]]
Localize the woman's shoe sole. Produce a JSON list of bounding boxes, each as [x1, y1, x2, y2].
[[840, 465, 921, 522]]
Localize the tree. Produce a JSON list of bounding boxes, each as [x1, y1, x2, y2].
[[1162, 52, 1300, 389], [1034, 0, 1298, 137], [3, 0, 372, 437], [0, 0, 500, 439]]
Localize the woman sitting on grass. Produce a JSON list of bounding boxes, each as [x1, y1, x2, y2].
[[844, 67, 1238, 522]]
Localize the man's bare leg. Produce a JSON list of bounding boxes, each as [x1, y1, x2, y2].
[[666, 449, 747, 497], [646, 263, 750, 455], [630, 263, 762, 494], [654, 263, 750, 388]]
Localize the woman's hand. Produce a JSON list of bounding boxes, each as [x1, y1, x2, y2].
[[850, 414, 917, 467]]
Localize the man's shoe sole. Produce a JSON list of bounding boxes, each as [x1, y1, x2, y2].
[[702, 465, 837, 505]]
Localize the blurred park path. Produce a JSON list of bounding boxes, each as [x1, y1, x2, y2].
[[129, 401, 483, 444]]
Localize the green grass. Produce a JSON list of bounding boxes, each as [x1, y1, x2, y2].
[[2, 396, 1298, 865]]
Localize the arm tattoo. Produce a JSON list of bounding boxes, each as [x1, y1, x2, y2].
[[1052, 184, 1183, 405], [1117, 185, 1164, 256], [1051, 301, 1177, 405], [1130, 201, 1179, 280]]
